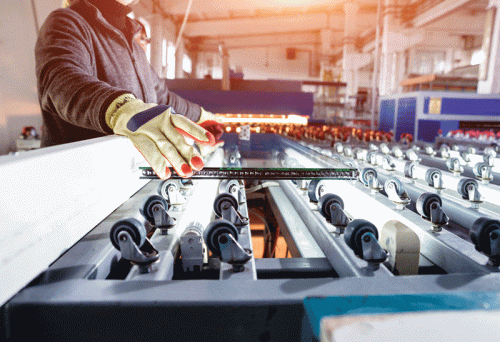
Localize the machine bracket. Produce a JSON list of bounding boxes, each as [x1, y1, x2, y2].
[[218, 233, 252, 272], [429, 202, 449, 233], [117, 231, 159, 268], [361, 232, 388, 270], [488, 230, 500, 267], [221, 203, 249, 227], [329, 203, 349, 233], [152, 204, 177, 232]]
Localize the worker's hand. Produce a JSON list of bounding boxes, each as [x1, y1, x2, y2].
[[106, 94, 215, 179], [197, 108, 225, 144]]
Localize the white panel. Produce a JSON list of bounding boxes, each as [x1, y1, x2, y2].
[[0, 136, 149, 306]]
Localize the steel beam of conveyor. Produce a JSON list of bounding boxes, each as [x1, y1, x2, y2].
[[266, 186, 325, 258], [278, 179, 393, 278]]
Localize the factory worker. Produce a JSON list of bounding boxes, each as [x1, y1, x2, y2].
[[36, 0, 224, 179]]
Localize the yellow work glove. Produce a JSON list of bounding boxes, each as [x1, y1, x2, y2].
[[106, 94, 215, 179]]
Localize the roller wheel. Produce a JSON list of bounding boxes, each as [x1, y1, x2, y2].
[[203, 219, 239, 256], [317, 193, 344, 219], [470, 218, 500, 255], [159, 180, 180, 201], [110, 218, 147, 251], [344, 219, 378, 256], [425, 168, 442, 187], [141, 195, 168, 223], [457, 178, 478, 199], [473, 162, 487, 178], [360, 167, 377, 186], [416, 193, 442, 219], [384, 177, 405, 197], [218, 179, 240, 196], [404, 161, 416, 178], [308, 179, 326, 203], [213, 193, 239, 217]]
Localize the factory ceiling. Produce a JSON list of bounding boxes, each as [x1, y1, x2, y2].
[[137, 0, 488, 56]]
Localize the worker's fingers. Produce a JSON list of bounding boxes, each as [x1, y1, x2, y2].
[[198, 140, 225, 157], [160, 122, 205, 172], [198, 120, 225, 142], [129, 134, 171, 180], [145, 134, 197, 178], [170, 114, 215, 146]]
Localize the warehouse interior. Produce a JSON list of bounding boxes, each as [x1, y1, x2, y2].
[[3, 0, 500, 341]]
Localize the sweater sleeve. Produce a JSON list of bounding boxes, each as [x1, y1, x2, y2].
[[152, 68, 202, 123], [35, 9, 130, 134]]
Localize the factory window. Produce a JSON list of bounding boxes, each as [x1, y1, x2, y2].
[[166, 43, 176, 79], [183, 55, 192, 74], [471, 50, 485, 66]]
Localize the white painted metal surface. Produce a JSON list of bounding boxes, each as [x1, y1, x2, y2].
[[0, 136, 149, 306]]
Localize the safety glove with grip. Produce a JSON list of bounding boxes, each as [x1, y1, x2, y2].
[[106, 94, 215, 179]]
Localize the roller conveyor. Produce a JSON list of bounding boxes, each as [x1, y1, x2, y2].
[[5, 134, 500, 341]]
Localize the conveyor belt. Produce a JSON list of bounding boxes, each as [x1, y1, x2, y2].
[[140, 167, 359, 180]]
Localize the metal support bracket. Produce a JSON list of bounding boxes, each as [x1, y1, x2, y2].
[[431, 173, 445, 192], [329, 203, 349, 234], [221, 203, 249, 227], [117, 231, 159, 267], [429, 202, 449, 233], [386, 186, 411, 210], [368, 177, 383, 194], [382, 157, 395, 171], [218, 233, 252, 272], [488, 230, 500, 267], [152, 204, 177, 232], [361, 232, 388, 270], [467, 184, 484, 209], [165, 185, 187, 209]]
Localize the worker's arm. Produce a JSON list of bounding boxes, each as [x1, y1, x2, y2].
[[35, 9, 128, 134]]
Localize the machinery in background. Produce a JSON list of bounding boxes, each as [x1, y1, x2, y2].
[[14, 126, 40, 152]]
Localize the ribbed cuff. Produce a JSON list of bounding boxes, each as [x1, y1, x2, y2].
[[104, 93, 137, 130]]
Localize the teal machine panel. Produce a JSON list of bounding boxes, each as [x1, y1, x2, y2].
[[304, 292, 500, 339], [378, 92, 500, 142]]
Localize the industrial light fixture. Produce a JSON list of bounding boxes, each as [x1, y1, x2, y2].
[[217, 113, 308, 125]]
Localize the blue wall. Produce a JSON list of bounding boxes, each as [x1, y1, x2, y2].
[[172, 89, 314, 117], [379, 99, 396, 132]]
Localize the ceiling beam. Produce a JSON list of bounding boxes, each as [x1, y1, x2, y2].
[[196, 31, 325, 51], [412, 0, 474, 28], [184, 12, 376, 38]]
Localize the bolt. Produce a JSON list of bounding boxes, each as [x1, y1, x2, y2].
[[363, 235, 371, 243], [491, 232, 499, 240]]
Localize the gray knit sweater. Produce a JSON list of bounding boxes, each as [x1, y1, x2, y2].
[[35, 0, 201, 147]]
